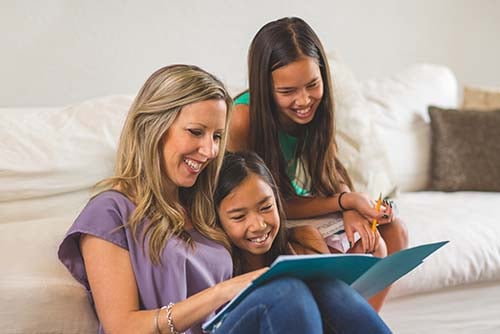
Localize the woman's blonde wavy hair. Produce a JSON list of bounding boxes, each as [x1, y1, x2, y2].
[[96, 64, 233, 264]]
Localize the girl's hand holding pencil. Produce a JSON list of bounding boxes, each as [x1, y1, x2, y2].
[[339, 192, 395, 225], [371, 193, 383, 231]]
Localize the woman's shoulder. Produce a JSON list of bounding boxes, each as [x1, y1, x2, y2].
[[58, 190, 133, 289], [78, 190, 134, 222], [63, 190, 134, 250], [89, 189, 135, 211]]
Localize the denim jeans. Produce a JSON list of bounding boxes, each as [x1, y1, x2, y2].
[[212, 277, 391, 334], [308, 278, 392, 334]]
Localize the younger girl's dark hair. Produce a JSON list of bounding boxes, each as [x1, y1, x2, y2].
[[247, 17, 353, 199], [214, 151, 289, 275]]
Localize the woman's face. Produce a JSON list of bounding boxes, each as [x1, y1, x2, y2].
[[162, 98, 226, 189], [271, 56, 324, 133], [217, 173, 280, 256]]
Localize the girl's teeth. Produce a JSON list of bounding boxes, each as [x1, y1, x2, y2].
[[250, 233, 269, 243], [295, 107, 310, 115]]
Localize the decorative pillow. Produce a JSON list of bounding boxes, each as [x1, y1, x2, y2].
[[428, 106, 500, 191], [329, 55, 396, 198], [360, 64, 458, 192], [462, 86, 500, 111]]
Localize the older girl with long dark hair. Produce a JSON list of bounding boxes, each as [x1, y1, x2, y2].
[[228, 17, 408, 310]]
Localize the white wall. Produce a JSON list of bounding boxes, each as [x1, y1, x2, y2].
[[1, 0, 499, 107]]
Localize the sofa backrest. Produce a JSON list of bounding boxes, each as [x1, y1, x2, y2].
[[0, 95, 133, 225], [332, 61, 459, 195], [0, 63, 459, 225]]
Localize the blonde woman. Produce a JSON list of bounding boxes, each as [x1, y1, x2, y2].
[[58, 65, 331, 334]]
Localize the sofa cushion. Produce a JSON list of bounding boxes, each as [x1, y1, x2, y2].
[[0, 96, 132, 332], [389, 191, 500, 298], [360, 64, 458, 192], [428, 106, 500, 191], [0, 217, 98, 333], [0, 95, 133, 224], [330, 56, 395, 198]]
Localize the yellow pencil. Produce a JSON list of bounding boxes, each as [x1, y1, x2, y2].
[[371, 193, 382, 231]]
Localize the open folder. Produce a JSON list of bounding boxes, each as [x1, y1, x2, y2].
[[203, 241, 448, 333]]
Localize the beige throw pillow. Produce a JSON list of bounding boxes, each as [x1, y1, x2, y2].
[[462, 86, 500, 111]]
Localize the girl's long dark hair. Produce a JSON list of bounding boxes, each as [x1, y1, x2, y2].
[[214, 151, 289, 275], [247, 17, 353, 199]]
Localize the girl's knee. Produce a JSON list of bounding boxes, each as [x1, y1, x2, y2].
[[374, 236, 388, 258], [265, 277, 312, 301], [392, 217, 409, 248], [259, 277, 323, 330], [381, 217, 409, 252], [310, 278, 355, 300]]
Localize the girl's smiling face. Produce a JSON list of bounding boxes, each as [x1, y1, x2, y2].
[[271, 56, 324, 133], [217, 173, 280, 257]]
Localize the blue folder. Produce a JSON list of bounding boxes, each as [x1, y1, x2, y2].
[[203, 241, 448, 333]]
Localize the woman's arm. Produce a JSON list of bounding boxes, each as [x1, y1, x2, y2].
[[227, 104, 250, 152], [81, 234, 265, 334]]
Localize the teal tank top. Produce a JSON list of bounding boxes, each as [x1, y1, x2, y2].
[[234, 92, 310, 196]]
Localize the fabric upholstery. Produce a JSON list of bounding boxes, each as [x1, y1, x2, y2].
[[462, 86, 500, 111], [428, 106, 500, 191]]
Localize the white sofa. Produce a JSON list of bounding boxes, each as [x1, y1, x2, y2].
[[1, 64, 499, 333]]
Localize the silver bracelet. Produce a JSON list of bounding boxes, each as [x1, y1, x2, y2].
[[166, 302, 184, 334], [155, 306, 167, 334]]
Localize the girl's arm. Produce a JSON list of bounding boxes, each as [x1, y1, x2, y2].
[[288, 225, 331, 254], [81, 234, 265, 334], [284, 194, 376, 252], [285, 189, 391, 222], [284, 195, 341, 219], [227, 104, 250, 152], [285, 186, 392, 253]]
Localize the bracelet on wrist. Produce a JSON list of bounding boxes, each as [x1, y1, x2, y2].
[[155, 306, 166, 334], [338, 191, 349, 211], [166, 302, 184, 334]]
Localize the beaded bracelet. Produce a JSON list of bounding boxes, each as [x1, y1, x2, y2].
[[166, 302, 184, 334], [338, 191, 348, 211]]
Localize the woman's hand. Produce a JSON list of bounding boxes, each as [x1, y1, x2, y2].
[[217, 268, 268, 301]]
